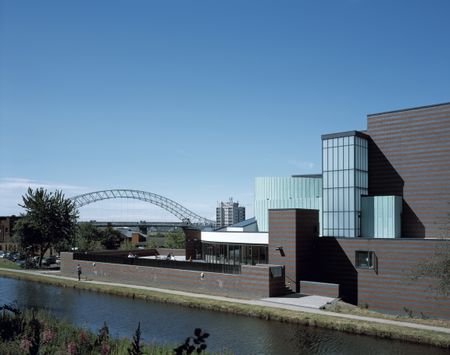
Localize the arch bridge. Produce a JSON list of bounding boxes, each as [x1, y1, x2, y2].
[[70, 189, 214, 227]]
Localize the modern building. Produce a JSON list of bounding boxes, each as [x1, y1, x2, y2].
[[200, 102, 450, 318], [254, 175, 322, 233], [215, 198, 245, 228], [61, 102, 450, 319]]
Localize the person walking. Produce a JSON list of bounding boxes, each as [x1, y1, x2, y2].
[[77, 264, 82, 281]]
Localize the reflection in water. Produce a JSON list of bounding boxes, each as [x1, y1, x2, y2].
[[0, 277, 447, 355]]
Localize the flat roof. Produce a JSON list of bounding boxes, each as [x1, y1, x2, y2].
[[291, 174, 322, 178], [367, 102, 450, 117], [321, 130, 369, 140], [230, 217, 256, 228]]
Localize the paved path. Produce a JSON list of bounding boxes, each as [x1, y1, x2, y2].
[[2, 268, 450, 335]]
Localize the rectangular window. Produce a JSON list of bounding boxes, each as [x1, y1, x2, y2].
[[333, 147, 338, 170], [349, 146, 354, 169], [343, 145, 349, 169], [323, 149, 328, 171], [355, 251, 374, 269], [338, 146, 343, 170]]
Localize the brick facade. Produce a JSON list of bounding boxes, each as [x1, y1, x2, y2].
[[268, 209, 319, 292], [367, 103, 450, 238], [268, 209, 450, 319], [61, 252, 285, 299]]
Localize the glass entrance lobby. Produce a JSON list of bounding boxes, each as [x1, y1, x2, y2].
[[202, 242, 268, 265]]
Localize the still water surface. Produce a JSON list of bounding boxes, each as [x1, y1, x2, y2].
[[0, 277, 447, 355]]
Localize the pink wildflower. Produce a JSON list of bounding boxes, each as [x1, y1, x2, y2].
[[79, 329, 88, 343], [20, 338, 32, 352], [67, 341, 77, 355], [101, 342, 111, 355], [42, 329, 55, 344]]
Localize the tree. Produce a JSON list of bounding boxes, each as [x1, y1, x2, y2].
[[101, 224, 124, 250], [164, 230, 185, 249], [75, 222, 104, 251], [14, 188, 78, 266]]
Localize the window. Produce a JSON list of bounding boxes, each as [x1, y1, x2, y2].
[[355, 251, 375, 269]]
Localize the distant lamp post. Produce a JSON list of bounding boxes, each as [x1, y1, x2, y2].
[[275, 246, 285, 257]]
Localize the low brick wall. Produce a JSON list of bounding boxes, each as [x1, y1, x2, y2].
[[300, 280, 340, 298], [61, 252, 285, 299]]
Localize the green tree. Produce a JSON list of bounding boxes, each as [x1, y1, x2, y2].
[[101, 225, 124, 250], [75, 222, 104, 251], [14, 188, 78, 266], [164, 230, 185, 249]]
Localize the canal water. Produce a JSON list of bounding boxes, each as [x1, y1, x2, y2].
[[0, 277, 447, 354]]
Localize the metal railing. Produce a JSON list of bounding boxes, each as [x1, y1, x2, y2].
[[73, 252, 241, 274]]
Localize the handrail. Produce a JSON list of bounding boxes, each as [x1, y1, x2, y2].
[[73, 252, 241, 274]]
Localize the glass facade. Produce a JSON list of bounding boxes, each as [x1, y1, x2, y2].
[[202, 242, 268, 265], [322, 134, 368, 237], [361, 196, 402, 238], [254, 176, 322, 232]]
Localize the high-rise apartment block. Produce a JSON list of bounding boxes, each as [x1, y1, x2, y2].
[[216, 198, 245, 228]]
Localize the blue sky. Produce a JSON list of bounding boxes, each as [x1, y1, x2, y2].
[[1, 0, 450, 221]]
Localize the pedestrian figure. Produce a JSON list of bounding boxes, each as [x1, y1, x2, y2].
[[77, 264, 82, 281]]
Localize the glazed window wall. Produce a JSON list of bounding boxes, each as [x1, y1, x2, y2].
[[202, 242, 268, 266], [322, 135, 368, 237]]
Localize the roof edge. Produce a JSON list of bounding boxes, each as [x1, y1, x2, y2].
[[367, 102, 450, 117]]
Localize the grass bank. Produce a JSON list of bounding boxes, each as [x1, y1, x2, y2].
[[0, 259, 22, 270], [325, 301, 450, 330], [1, 268, 449, 349]]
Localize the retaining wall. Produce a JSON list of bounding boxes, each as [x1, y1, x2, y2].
[[61, 252, 285, 299]]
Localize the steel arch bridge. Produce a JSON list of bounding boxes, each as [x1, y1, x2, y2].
[[70, 189, 214, 226]]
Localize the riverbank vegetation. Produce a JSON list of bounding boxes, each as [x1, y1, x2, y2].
[[13, 188, 78, 268], [0, 303, 183, 354], [1, 269, 449, 349]]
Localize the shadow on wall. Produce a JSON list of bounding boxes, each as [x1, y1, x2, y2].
[[402, 202, 425, 238], [313, 238, 358, 304], [368, 138, 425, 238]]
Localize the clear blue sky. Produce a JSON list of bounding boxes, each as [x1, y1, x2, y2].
[[1, 0, 450, 221]]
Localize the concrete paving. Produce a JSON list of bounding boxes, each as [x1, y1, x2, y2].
[[2, 268, 450, 336], [261, 295, 336, 309]]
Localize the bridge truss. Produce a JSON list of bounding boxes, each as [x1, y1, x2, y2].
[[70, 189, 215, 226]]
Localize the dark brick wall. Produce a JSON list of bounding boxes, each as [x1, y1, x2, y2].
[[267, 207, 450, 318], [313, 238, 450, 319], [61, 252, 285, 299], [184, 228, 202, 260], [268, 209, 319, 292], [367, 103, 450, 238]]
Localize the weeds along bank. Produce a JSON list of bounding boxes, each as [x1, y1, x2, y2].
[[0, 304, 179, 355], [0, 269, 449, 349]]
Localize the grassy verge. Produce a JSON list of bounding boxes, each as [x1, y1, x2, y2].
[[0, 268, 449, 349], [0, 259, 22, 270], [325, 301, 450, 329]]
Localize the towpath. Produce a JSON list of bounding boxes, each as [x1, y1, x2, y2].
[[2, 268, 450, 336]]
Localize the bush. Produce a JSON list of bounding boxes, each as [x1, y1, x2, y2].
[[0, 304, 207, 355]]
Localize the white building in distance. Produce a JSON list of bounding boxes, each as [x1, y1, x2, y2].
[[216, 198, 245, 228]]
